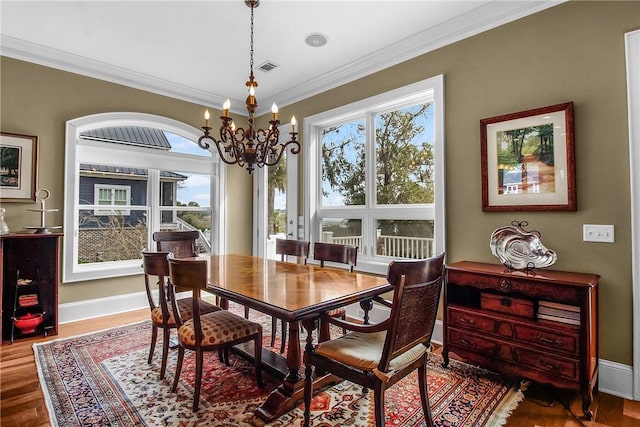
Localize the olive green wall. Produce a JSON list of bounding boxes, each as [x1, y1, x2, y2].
[[282, 1, 638, 365], [0, 58, 253, 302], [0, 1, 638, 366]]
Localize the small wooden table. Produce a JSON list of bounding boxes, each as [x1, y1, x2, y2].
[[199, 253, 391, 423]]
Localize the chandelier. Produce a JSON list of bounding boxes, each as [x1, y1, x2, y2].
[[198, 0, 300, 174]]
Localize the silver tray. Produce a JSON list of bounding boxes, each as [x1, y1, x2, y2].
[[490, 222, 556, 270]]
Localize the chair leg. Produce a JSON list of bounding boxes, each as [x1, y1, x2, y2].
[[192, 349, 204, 412], [279, 319, 287, 354], [303, 358, 314, 427], [418, 364, 434, 427], [172, 346, 185, 393], [244, 306, 250, 319], [373, 385, 386, 427], [341, 313, 347, 335], [148, 325, 158, 364], [254, 334, 264, 388], [270, 316, 277, 347], [160, 328, 170, 379]]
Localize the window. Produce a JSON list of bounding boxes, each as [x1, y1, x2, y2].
[[94, 184, 131, 215], [305, 76, 445, 274], [63, 113, 225, 282]]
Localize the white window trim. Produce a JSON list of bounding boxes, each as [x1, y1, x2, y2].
[[304, 75, 446, 275], [63, 112, 226, 283]]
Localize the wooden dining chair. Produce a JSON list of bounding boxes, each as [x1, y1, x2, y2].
[[167, 256, 264, 412], [313, 241, 359, 331], [153, 230, 199, 258], [313, 241, 358, 272], [142, 250, 221, 380], [268, 238, 311, 353], [302, 252, 446, 427]]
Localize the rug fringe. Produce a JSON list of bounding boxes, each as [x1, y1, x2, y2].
[[485, 381, 528, 427], [33, 343, 61, 426]]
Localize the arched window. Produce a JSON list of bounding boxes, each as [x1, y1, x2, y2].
[[63, 113, 225, 282]]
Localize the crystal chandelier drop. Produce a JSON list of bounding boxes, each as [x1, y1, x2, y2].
[[198, 0, 300, 174]]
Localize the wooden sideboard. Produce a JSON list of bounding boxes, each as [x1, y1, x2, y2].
[[442, 261, 599, 420], [1, 233, 61, 343]]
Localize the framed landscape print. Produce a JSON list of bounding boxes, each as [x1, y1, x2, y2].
[[480, 102, 576, 211], [0, 132, 39, 202]]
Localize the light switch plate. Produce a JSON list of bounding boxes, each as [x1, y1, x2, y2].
[[583, 224, 615, 243]]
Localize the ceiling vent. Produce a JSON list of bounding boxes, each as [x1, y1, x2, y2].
[[258, 61, 279, 72]]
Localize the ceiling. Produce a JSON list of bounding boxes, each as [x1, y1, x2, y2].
[[1, 1, 563, 116]]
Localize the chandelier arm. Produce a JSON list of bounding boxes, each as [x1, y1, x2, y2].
[[263, 138, 301, 167]]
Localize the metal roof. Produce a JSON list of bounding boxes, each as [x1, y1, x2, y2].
[[79, 127, 171, 150]]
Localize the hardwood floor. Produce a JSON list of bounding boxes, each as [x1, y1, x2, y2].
[[1, 310, 638, 427]]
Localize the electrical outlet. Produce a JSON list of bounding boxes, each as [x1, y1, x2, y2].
[[583, 224, 614, 243]]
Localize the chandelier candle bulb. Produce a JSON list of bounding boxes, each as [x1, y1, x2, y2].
[[271, 103, 278, 120], [291, 116, 297, 132], [222, 99, 230, 117], [204, 110, 210, 127]]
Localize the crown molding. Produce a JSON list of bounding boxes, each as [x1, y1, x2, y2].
[[0, 1, 564, 117]]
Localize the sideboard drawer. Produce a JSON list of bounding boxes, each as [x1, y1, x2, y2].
[[514, 324, 579, 356], [447, 328, 498, 354], [447, 306, 497, 333], [480, 292, 534, 319], [514, 347, 579, 381]]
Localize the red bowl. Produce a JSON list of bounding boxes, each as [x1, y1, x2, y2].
[[14, 313, 44, 334]]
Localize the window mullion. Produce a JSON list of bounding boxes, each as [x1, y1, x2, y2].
[[148, 169, 161, 246]]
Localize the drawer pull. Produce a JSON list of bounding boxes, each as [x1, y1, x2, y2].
[[457, 338, 476, 348], [539, 359, 562, 371], [536, 335, 563, 346], [457, 316, 475, 325]]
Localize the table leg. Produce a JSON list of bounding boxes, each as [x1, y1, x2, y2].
[[254, 320, 303, 423], [253, 318, 338, 424]]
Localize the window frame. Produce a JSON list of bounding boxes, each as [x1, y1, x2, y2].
[[304, 75, 445, 275], [63, 112, 226, 283]]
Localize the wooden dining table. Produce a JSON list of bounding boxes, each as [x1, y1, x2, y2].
[[197, 253, 392, 424]]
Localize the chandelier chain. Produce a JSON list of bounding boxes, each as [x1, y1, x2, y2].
[[249, 3, 254, 73]]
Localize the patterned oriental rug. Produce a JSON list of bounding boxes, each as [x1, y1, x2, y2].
[[34, 306, 525, 427]]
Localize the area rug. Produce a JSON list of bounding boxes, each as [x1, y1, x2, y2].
[[34, 305, 524, 426]]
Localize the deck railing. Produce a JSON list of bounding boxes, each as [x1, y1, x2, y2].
[[328, 233, 434, 259]]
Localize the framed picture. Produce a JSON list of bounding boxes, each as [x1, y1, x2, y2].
[[480, 102, 576, 211], [0, 132, 39, 202]]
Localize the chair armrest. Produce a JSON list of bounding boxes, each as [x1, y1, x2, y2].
[[372, 295, 392, 308], [323, 313, 389, 333]]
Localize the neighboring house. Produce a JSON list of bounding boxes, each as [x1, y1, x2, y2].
[[77, 127, 187, 262]]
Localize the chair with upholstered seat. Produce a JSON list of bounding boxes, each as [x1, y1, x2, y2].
[[302, 252, 446, 427], [142, 250, 221, 380], [167, 256, 264, 412]]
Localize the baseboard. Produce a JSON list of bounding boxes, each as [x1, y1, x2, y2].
[[60, 293, 634, 400]]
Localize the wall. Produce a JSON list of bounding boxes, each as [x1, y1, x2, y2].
[[283, 1, 638, 366], [0, 58, 253, 303], [0, 1, 637, 366]]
